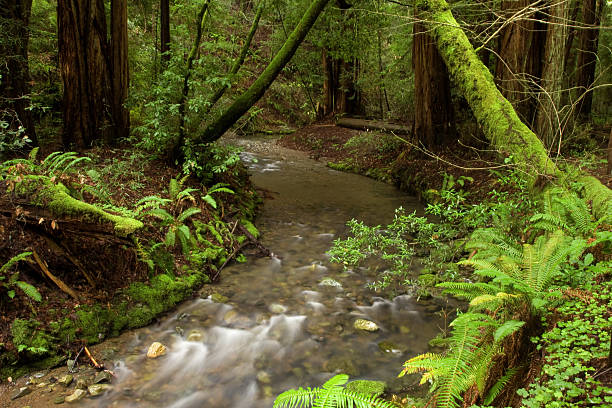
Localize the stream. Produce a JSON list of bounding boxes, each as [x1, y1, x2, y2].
[[69, 140, 442, 407]]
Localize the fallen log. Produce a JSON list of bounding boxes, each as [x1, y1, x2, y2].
[[336, 118, 412, 135]]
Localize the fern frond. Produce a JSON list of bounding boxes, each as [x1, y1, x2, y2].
[[437, 282, 500, 301], [493, 320, 525, 343], [1, 252, 33, 275], [483, 367, 520, 405], [274, 387, 316, 408], [169, 178, 180, 201], [15, 281, 42, 302], [177, 207, 201, 223]]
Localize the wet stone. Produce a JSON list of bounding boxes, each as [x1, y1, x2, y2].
[[93, 370, 113, 384], [256, 371, 271, 384], [54, 396, 65, 404], [187, 329, 204, 342], [88, 383, 112, 397], [319, 278, 342, 288], [11, 386, 31, 400], [268, 303, 287, 314], [65, 388, 87, 403], [354, 319, 379, 332], [58, 374, 73, 387], [146, 342, 167, 358], [76, 377, 89, 390], [211, 293, 229, 303]]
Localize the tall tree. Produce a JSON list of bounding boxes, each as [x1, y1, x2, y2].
[[575, 0, 603, 118], [111, 0, 130, 141], [535, 0, 571, 149], [195, 0, 332, 144], [412, 19, 454, 149], [58, 0, 130, 148], [0, 0, 37, 146], [58, 0, 113, 147], [494, 0, 545, 124], [160, 0, 170, 64]]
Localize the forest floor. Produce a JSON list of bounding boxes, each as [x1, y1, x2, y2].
[[278, 120, 612, 202]]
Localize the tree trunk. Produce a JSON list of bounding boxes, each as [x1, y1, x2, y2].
[[205, 0, 265, 114], [173, 0, 210, 161], [58, 0, 113, 148], [414, 0, 611, 220], [607, 127, 612, 176], [535, 0, 570, 150], [111, 0, 130, 141], [576, 0, 603, 118], [195, 0, 331, 144], [160, 0, 170, 64], [495, 0, 545, 124], [0, 0, 37, 146], [412, 20, 454, 149]]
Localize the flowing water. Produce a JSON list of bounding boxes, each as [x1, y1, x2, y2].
[[76, 140, 443, 407]]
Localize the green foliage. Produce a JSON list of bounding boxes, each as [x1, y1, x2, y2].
[[0, 252, 42, 302], [274, 374, 396, 408], [517, 278, 612, 407], [181, 141, 242, 184], [202, 182, 235, 209]]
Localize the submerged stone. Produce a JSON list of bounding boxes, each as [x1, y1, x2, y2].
[[93, 371, 112, 384], [58, 374, 73, 387], [187, 330, 204, 342], [319, 278, 342, 288], [65, 389, 87, 403], [53, 396, 65, 404], [268, 303, 287, 314], [211, 293, 229, 303], [353, 319, 379, 332], [146, 342, 167, 358], [88, 383, 112, 397], [11, 386, 31, 400]]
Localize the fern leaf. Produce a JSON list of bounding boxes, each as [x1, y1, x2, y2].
[[169, 178, 180, 201], [15, 281, 42, 302], [1, 252, 32, 275], [165, 229, 176, 247], [483, 367, 520, 405], [493, 320, 525, 343], [177, 207, 201, 223], [202, 194, 217, 209], [274, 387, 316, 408], [147, 208, 173, 222]]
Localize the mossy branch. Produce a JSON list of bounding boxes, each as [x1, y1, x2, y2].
[[414, 0, 611, 220]]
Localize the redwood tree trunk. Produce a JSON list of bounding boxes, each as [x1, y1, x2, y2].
[[412, 20, 454, 149], [160, 0, 170, 64], [535, 0, 571, 149], [0, 0, 37, 146], [111, 0, 130, 141], [495, 0, 545, 124], [58, 0, 113, 148], [576, 0, 603, 118]]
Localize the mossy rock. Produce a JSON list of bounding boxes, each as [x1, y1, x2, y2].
[[11, 319, 55, 358], [417, 273, 438, 288], [346, 379, 386, 398]]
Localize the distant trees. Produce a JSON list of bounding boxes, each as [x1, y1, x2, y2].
[[0, 0, 37, 147]]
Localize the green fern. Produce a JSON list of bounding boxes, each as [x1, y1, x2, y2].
[[529, 189, 598, 236], [274, 374, 396, 408], [1, 252, 42, 302]]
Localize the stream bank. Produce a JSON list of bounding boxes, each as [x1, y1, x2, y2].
[[1, 139, 443, 407]]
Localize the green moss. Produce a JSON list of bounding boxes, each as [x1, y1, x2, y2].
[[11, 319, 55, 357], [240, 218, 260, 239], [346, 380, 386, 397]]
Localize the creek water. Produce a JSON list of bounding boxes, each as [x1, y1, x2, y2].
[[77, 140, 443, 407]]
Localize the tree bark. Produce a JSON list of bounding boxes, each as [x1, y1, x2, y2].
[[535, 0, 570, 149], [160, 0, 170, 64], [412, 19, 454, 149], [111, 0, 130, 141], [205, 0, 266, 114], [495, 0, 545, 124], [58, 0, 113, 148], [195, 0, 331, 144], [414, 0, 611, 220], [575, 0, 603, 118], [0, 0, 37, 146]]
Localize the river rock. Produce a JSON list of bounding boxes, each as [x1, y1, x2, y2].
[[88, 383, 112, 397], [65, 388, 87, 403], [93, 370, 112, 384], [346, 380, 386, 398], [187, 329, 204, 342], [10, 386, 31, 400], [268, 303, 287, 314], [256, 371, 271, 384], [146, 342, 167, 358], [75, 377, 89, 390], [58, 374, 73, 387], [223, 309, 239, 323], [53, 396, 65, 404], [319, 278, 342, 288], [211, 293, 229, 303], [353, 319, 379, 332]]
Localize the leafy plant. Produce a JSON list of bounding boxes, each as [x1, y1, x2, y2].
[[0, 252, 42, 302], [274, 374, 396, 408], [201, 182, 234, 209]]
